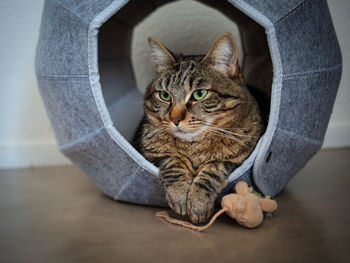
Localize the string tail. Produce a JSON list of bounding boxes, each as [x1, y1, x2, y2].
[[156, 208, 228, 232]]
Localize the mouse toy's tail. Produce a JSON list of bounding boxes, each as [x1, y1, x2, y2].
[[156, 208, 228, 232]]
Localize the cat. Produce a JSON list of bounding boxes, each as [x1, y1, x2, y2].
[[137, 33, 263, 223]]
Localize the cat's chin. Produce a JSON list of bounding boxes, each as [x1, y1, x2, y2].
[[171, 127, 207, 142]]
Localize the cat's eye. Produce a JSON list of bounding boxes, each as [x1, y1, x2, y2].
[[159, 91, 172, 101], [192, 89, 208, 101]]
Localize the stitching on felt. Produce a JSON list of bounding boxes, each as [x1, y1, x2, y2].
[[274, 0, 308, 25], [51, 0, 90, 26], [59, 126, 105, 152], [38, 74, 89, 80], [228, 0, 284, 195], [277, 127, 322, 146], [87, 0, 128, 129], [283, 63, 342, 80], [86, 0, 161, 177], [115, 166, 143, 200]]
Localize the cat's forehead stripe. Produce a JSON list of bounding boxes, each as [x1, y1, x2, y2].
[[156, 58, 199, 93], [168, 60, 198, 90]]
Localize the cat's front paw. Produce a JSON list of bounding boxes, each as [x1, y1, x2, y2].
[[165, 185, 190, 216], [186, 184, 217, 224]]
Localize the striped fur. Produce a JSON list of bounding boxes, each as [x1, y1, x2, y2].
[[138, 34, 263, 223]]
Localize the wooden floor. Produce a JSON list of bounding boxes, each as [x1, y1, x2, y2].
[[1, 149, 349, 263]]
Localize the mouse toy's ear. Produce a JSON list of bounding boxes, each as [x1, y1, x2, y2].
[[234, 181, 250, 195], [260, 198, 278, 213], [148, 37, 176, 74], [202, 33, 240, 78]]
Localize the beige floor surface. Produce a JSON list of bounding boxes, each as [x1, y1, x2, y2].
[[1, 148, 349, 263]]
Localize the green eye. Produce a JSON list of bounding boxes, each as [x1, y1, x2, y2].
[[192, 89, 208, 101], [159, 91, 172, 101]]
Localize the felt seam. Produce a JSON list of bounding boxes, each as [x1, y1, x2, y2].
[[59, 126, 105, 152], [115, 166, 143, 200], [277, 127, 322, 146], [51, 0, 90, 26], [283, 63, 342, 80], [37, 75, 89, 80], [273, 0, 308, 25]]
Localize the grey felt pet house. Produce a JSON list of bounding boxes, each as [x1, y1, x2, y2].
[[36, 0, 342, 206]]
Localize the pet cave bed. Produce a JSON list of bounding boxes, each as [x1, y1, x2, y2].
[[36, 0, 342, 206]]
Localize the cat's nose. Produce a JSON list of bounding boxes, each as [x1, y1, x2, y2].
[[171, 116, 183, 126], [170, 105, 185, 126]]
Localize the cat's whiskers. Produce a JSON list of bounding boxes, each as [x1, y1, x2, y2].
[[196, 120, 260, 139], [207, 128, 246, 145], [188, 121, 247, 146], [187, 120, 251, 148], [210, 126, 260, 139], [205, 129, 248, 148], [228, 100, 249, 104]]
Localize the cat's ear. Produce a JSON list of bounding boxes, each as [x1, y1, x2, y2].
[[148, 37, 176, 74], [203, 33, 240, 78]]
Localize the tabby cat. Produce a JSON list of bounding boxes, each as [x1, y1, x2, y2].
[[138, 33, 263, 223]]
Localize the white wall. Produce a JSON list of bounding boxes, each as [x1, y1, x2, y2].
[[323, 0, 350, 148], [0, 0, 349, 169], [0, 0, 70, 168]]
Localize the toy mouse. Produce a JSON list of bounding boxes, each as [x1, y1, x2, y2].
[[156, 181, 278, 231]]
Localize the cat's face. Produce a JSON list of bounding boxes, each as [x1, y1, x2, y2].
[[144, 33, 247, 142]]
